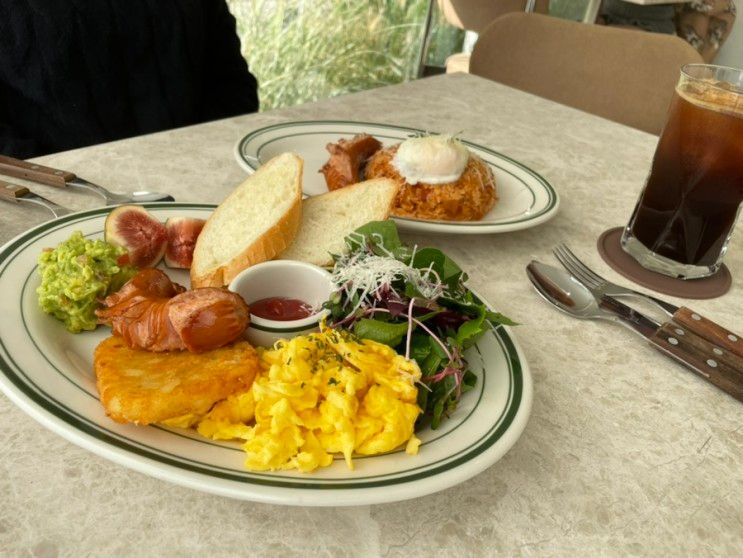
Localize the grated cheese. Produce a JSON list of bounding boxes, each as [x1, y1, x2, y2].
[[331, 250, 445, 313]]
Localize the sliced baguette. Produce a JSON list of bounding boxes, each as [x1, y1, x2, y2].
[[280, 178, 399, 266], [191, 153, 303, 287]]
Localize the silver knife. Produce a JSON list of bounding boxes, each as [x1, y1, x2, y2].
[[600, 295, 743, 400]]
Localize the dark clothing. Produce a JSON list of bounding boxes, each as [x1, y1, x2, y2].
[[601, 0, 677, 35], [0, 0, 259, 158]]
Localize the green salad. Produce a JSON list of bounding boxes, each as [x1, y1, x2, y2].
[[324, 221, 516, 429], [37, 231, 137, 333]]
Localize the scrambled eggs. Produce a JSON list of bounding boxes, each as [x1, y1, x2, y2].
[[194, 328, 422, 472]]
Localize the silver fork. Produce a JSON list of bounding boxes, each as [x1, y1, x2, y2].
[[552, 243, 743, 359], [553, 243, 677, 315], [1, 180, 73, 218]]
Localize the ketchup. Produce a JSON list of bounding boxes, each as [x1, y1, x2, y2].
[[249, 297, 313, 321]]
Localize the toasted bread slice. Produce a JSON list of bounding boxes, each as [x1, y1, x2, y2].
[[280, 178, 399, 266], [191, 153, 303, 287], [94, 336, 260, 425]]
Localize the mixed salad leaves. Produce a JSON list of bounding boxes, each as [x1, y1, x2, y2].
[[324, 221, 515, 429]]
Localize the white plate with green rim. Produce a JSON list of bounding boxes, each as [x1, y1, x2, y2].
[[0, 203, 532, 506], [234, 120, 559, 234]]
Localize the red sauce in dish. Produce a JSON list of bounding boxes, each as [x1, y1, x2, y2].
[[250, 297, 313, 321]]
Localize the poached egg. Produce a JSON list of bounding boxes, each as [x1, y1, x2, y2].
[[391, 134, 469, 185]]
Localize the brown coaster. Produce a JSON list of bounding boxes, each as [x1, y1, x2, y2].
[[597, 227, 732, 299]]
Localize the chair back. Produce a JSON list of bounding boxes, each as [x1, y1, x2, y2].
[[438, 0, 549, 34], [470, 12, 704, 134]]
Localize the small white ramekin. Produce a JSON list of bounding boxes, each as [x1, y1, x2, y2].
[[228, 260, 335, 347]]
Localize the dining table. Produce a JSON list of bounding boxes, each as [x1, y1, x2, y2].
[[1, 72, 741, 557]]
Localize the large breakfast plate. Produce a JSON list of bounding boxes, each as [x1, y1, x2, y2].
[[0, 203, 532, 506], [235, 120, 559, 234]]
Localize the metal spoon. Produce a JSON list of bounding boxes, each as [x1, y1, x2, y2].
[[525, 260, 656, 336], [0, 155, 174, 205], [63, 177, 174, 204], [527, 260, 609, 319]]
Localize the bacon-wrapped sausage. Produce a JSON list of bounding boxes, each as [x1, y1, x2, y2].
[[96, 269, 249, 352]]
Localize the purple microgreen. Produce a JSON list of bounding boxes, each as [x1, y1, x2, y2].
[[404, 297, 415, 360]]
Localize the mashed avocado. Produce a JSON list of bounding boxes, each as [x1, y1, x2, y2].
[[37, 231, 137, 333]]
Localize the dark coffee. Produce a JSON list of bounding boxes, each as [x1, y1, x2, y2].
[[628, 84, 743, 267]]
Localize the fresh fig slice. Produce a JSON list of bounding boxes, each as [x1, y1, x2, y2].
[[104, 205, 167, 268], [164, 217, 206, 269]]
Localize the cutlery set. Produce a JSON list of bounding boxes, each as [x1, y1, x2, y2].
[[0, 155, 173, 217], [527, 246, 743, 402]]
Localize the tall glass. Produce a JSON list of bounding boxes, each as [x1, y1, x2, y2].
[[621, 64, 743, 279]]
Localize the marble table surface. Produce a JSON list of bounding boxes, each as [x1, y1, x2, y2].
[[1, 73, 741, 557]]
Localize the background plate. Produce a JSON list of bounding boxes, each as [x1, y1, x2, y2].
[[0, 204, 532, 506], [235, 120, 559, 234]]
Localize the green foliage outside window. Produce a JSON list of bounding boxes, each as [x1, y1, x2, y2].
[[226, 0, 463, 111]]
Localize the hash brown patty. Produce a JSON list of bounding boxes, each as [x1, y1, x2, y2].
[[94, 336, 259, 425]]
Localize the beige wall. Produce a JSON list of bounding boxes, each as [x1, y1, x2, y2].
[[716, 15, 741, 68]]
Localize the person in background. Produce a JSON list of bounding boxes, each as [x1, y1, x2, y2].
[[675, 0, 737, 62], [600, 0, 677, 34], [599, 0, 736, 63], [0, 0, 259, 159]]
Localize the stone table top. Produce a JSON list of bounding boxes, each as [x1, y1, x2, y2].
[[1, 73, 741, 557]]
